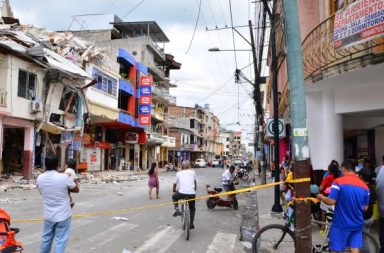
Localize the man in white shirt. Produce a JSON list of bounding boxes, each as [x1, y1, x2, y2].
[[37, 156, 79, 253], [172, 160, 197, 229], [222, 165, 236, 192]]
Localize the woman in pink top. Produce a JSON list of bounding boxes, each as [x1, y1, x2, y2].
[[148, 162, 160, 199]]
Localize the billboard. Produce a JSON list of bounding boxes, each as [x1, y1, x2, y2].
[[333, 0, 384, 49], [138, 75, 153, 126]]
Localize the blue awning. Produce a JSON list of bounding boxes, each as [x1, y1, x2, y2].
[[136, 62, 148, 75], [119, 79, 134, 96], [118, 111, 135, 126], [117, 48, 135, 66]]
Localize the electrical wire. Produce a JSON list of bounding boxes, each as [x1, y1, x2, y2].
[[121, 0, 146, 19], [217, 0, 228, 26], [196, 76, 234, 103], [101, 0, 120, 13], [228, 0, 238, 68], [185, 0, 202, 54]]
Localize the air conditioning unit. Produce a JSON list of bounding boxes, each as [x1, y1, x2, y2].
[[30, 101, 43, 113]]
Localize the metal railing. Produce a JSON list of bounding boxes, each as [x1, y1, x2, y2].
[[0, 89, 6, 107], [302, 14, 384, 80]]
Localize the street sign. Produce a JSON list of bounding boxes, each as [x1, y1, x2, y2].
[[266, 118, 285, 138]]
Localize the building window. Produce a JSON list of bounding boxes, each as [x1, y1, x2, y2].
[[92, 68, 118, 97], [17, 70, 36, 99]]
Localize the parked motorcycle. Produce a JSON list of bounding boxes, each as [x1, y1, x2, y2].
[[205, 183, 239, 210], [235, 167, 249, 181], [165, 163, 177, 172]]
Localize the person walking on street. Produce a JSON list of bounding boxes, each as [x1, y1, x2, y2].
[[37, 156, 80, 253], [172, 160, 197, 229], [317, 159, 370, 253], [376, 159, 384, 253], [148, 162, 160, 200]]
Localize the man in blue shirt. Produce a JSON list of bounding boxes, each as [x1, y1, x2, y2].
[[317, 159, 369, 253]]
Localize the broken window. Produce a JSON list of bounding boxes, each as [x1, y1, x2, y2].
[[17, 69, 36, 99], [59, 88, 79, 114]]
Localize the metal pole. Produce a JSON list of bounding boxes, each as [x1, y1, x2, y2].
[[283, 0, 311, 252], [268, 4, 282, 214], [248, 20, 266, 184]]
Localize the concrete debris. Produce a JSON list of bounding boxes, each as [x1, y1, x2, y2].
[[115, 192, 124, 196], [241, 241, 252, 249], [0, 197, 26, 205], [122, 249, 132, 253], [0, 185, 7, 192], [112, 217, 129, 221]]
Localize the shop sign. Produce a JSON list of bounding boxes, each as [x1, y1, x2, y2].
[[333, 0, 384, 49], [140, 86, 152, 96], [86, 142, 112, 149], [140, 96, 152, 105], [138, 75, 152, 126], [139, 105, 151, 114], [140, 76, 153, 86], [60, 132, 74, 145], [126, 132, 138, 144], [139, 115, 151, 125]]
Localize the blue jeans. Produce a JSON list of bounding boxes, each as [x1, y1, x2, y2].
[[40, 217, 71, 253]]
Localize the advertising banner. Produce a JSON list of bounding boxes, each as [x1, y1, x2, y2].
[[139, 115, 151, 125], [140, 86, 152, 96], [140, 76, 153, 86], [138, 75, 152, 126], [140, 96, 152, 105], [139, 105, 151, 114], [333, 0, 384, 49]]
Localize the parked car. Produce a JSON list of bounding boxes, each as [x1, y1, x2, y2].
[[212, 159, 220, 167], [194, 159, 207, 168]]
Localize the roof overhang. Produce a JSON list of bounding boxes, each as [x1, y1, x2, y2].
[[111, 21, 169, 42]]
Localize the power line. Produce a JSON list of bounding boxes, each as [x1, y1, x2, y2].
[[186, 0, 202, 54], [216, 0, 228, 26], [101, 0, 120, 13], [228, 0, 238, 68], [121, 0, 146, 19], [196, 76, 234, 103]]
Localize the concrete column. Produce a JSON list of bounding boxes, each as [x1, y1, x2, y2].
[[141, 145, 147, 171], [0, 117, 3, 175], [134, 144, 140, 171], [23, 126, 34, 180], [322, 89, 343, 167]]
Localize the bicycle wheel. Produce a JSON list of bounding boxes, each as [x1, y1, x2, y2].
[[252, 224, 295, 253], [361, 231, 379, 253], [184, 203, 190, 240]]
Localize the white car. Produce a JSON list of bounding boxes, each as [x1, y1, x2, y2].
[[194, 159, 207, 168], [212, 159, 220, 167]]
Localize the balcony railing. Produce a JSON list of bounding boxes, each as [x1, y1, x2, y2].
[[302, 14, 384, 81], [151, 107, 165, 121], [152, 86, 173, 102], [0, 89, 6, 107]]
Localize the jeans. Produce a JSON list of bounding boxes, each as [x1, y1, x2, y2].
[[40, 217, 71, 253], [172, 193, 196, 225], [380, 217, 384, 253]]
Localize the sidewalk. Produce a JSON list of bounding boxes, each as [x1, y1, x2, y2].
[[241, 171, 380, 249]]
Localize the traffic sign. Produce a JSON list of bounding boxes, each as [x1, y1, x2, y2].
[[266, 118, 285, 138]]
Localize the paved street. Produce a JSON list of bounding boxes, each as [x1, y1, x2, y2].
[[3, 168, 248, 253]]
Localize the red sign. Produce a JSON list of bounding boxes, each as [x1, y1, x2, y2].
[[140, 76, 153, 86], [125, 132, 138, 144], [139, 115, 151, 125], [140, 96, 152, 105], [86, 142, 112, 149]]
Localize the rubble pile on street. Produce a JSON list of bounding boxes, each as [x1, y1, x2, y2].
[[0, 175, 36, 191], [78, 172, 146, 184]]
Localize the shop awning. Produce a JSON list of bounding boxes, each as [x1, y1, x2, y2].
[[88, 102, 119, 122], [40, 122, 81, 135]]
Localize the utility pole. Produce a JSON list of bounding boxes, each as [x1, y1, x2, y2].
[[261, 0, 282, 213], [283, 0, 311, 252], [248, 20, 266, 184]]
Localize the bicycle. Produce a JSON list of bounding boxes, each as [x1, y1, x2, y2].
[[252, 199, 379, 252], [179, 199, 190, 240]]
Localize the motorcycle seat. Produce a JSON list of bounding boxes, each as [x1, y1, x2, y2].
[[214, 187, 223, 192]]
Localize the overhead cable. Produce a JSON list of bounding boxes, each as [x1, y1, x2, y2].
[[185, 0, 202, 54]]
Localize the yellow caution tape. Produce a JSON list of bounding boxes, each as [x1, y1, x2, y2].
[[13, 177, 310, 223]]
